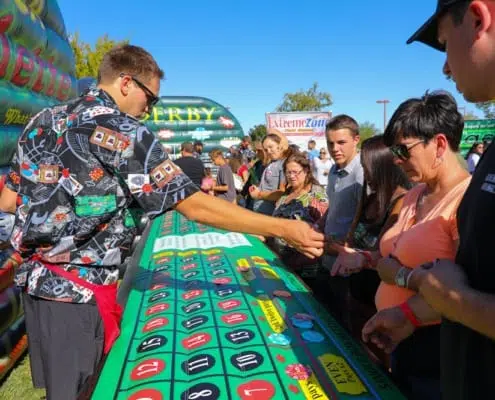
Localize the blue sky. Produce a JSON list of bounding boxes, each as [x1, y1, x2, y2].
[[59, 0, 475, 133]]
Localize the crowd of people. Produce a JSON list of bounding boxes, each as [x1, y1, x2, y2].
[[1, 1, 495, 399]]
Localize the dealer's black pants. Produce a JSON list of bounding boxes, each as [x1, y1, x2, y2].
[[22, 293, 104, 400]]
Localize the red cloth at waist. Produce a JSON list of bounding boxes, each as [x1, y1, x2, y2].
[[33, 257, 122, 354]]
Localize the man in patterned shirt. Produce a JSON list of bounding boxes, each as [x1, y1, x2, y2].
[[6, 45, 324, 399]]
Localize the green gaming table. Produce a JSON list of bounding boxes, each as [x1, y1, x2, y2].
[[91, 211, 405, 400]]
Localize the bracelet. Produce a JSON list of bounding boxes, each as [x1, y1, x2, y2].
[[399, 301, 421, 328], [358, 250, 373, 269], [406, 268, 420, 290], [0, 175, 5, 193]]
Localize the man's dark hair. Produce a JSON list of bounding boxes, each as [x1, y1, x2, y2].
[[98, 44, 164, 84], [448, 0, 472, 25], [384, 90, 464, 151], [181, 142, 194, 153], [326, 115, 360, 137]]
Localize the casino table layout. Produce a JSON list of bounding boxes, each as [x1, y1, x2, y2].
[[91, 211, 405, 400]]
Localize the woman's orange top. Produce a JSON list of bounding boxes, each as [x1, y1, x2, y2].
[[375, 177, 471, 315]]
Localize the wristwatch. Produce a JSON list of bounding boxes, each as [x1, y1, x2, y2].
[[395, 266, 411, 288]]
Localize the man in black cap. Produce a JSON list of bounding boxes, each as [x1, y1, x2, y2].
[[362, 2, 495, 399]]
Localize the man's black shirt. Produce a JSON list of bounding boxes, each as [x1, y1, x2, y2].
[[174, 156, 204, 187], [442, 144, 495, 399]]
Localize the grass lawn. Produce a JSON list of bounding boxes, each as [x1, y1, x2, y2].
[[0, 355, 45, 400]]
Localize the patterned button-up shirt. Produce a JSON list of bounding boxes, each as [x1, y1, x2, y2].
[[6, 88, 198, 303]]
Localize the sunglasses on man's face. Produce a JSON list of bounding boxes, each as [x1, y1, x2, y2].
[[120, 73, 159, 109], [389, 140, 425, 161]]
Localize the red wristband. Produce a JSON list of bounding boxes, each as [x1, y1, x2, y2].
[[359, 250, 373, 268], [399, 301, 421, 328], [0, 175, 5, 193]]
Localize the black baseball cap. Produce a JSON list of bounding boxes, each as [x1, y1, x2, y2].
[[407, 0, 467, 51]]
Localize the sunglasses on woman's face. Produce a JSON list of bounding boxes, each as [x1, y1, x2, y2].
[[390, 140, 425, 161]]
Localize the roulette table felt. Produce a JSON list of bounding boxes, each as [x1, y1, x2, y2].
[[91, 211, 404, 400]]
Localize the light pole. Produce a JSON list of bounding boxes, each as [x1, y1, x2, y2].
[[376, 99, 390, 133], [459, 106, 466, 119]]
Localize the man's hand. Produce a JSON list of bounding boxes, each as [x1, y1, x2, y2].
[[0, 212, 15, 244], [282, 220, 325, 259], [362, 307, 415, 353], [376, 256, 403, 284], [249, 185, 261, 200], [331, 248, 366, 277]]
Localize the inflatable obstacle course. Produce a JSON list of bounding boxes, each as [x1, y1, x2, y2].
[[0, 0, 77, 167]]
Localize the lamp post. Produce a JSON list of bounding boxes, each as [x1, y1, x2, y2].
[[376, 99, 390, 133], [459, 106, 466, 119]]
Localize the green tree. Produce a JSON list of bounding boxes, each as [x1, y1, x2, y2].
[[464, 111, 480, 120], [248, 124, 267, 142], [276, 82, 332, 112], [70, 32, 128, 79], [476, 102, 495, 119], [359, 121, 380, 144]]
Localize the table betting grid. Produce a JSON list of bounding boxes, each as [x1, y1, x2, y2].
[[92, 211, 405, 400]]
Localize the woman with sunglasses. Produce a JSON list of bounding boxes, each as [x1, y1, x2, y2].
[[266, 152, 328, 278], [333, 91, 470, 399]]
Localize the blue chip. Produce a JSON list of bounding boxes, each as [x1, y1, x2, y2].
[[291, 317, 313, 329], [302, 330, 325, 343], [268, 333, 291, 346]]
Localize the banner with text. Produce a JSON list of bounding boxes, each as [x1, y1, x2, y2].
[[265, 111, 331, 150]]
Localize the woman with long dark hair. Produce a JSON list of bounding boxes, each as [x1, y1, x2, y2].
[[465, 142, 484, 174], [331, 135, 410, 337]]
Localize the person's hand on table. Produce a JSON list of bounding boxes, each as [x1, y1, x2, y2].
[[282, 220, 325, 259], [249, 185, 261, 200], [331, 248, 367, 277], [251, 234, 266, 243], [376, 255, 403, 284], [362, 306, 416, 353]]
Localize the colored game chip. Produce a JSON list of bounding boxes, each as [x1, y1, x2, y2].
[[268, 333, 291, 346], [237, 258, 251, 272], [285, 364, 311, 380], [301, 330, 325, 343], [290, 316, 313, 329], [293, 313, 314, 321], [273, 290, 292, 298]]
